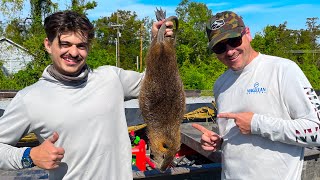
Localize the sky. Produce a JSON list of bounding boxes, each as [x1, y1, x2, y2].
[[1, 0, 319, 37], [82, 0, 320, 36]]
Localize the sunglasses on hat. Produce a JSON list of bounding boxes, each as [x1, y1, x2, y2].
[[212, 31, 245, 54]]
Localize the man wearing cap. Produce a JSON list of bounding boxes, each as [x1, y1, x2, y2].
[[193, 11, 320, 179]]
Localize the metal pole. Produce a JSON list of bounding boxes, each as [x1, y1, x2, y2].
[[136, 56, 139, 70], [140, 23, 143, 72], [116, 25, 120, 67], [110, 12, 123, 67], [115, 38, 118, 67]]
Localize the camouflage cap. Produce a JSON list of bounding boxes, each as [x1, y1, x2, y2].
[[206, 11, 245, 50]]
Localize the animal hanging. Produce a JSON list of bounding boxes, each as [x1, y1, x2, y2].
[[138, 8, 186, 172]]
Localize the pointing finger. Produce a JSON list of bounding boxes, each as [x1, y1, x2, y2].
[[192, 123, 212, 135], [217, 113, 236, 119]]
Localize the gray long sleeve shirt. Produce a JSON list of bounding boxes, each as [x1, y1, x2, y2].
[[214, 53, 320, 180], [0, 65, 144, 179]]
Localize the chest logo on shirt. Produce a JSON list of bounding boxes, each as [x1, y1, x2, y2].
[[246, 82, 267, 94]]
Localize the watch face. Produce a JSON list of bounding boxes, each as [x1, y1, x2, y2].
[[22, 158, 32, 168]]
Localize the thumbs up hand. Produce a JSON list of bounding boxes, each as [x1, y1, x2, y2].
[[30, 132, 65, 169]]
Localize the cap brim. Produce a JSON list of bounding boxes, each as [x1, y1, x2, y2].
[[208, 27, 243, 50]]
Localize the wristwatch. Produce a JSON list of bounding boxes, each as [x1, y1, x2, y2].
[[21, 147, 35, 168]]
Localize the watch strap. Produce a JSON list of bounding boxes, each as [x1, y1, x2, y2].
[[23, 147, 32, 157], [21, 147, 34, 168]]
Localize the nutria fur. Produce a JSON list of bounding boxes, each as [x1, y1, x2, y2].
[[138, 12, 186, 172]]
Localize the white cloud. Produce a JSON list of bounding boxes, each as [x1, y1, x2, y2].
[[206, 2, 229, 7]]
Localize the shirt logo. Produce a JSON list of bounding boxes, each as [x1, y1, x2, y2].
[[247, 82, 267, 94], [211, 19, 225, 30]]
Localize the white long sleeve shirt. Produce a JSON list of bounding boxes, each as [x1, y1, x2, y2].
[[0, 65, 144, 179], [214, 53, 320, 180]]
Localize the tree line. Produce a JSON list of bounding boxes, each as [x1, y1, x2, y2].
[[0, 0, 319, 91]]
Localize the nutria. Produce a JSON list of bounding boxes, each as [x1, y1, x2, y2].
[[138, 9, 186, 172]]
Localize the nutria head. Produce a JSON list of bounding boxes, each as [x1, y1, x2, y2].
[[148, 124, 181, 172]]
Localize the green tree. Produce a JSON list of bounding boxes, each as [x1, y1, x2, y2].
[[175, 0, 212, 65], [252, 23, 295, 58], [86, 48, 116, 68], [69, 0, 97, 15], [1, 0, 319, 91], [93, 10, 150, 70], [306, 17, 320, 49], [251, 18, 320, 89], [0, 21, 4, 36], [174, 0, 227, 90], [3, 18, 25, 44]]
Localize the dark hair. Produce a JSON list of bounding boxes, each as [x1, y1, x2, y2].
[[44, 10, 94, 43]]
